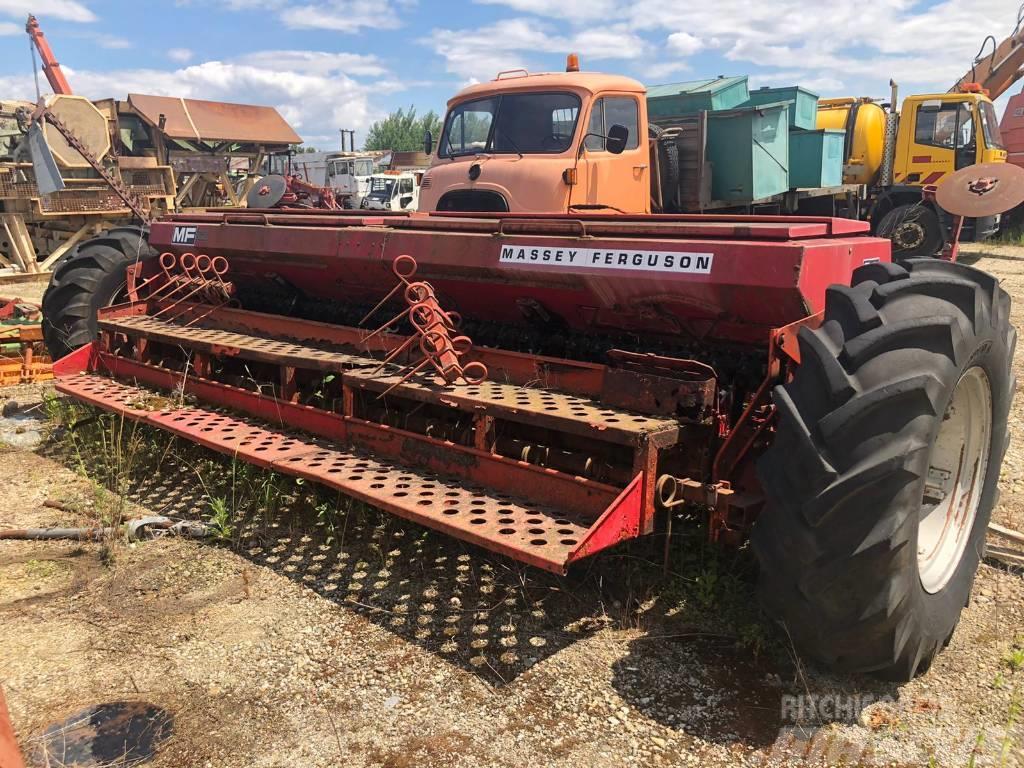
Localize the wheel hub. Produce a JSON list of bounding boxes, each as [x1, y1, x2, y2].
[[893, 220, 927, 251], [918, 367, 992, 594]]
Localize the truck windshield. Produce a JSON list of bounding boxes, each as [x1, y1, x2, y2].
[[979, 101, 1005, 151], [439, 92, 582, 157], [368, 177, 396, 198]]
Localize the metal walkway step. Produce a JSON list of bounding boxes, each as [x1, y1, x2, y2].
[[56, 372, 643, 573], [99, 313, 680, 448]]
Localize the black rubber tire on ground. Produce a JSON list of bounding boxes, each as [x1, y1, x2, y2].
[[42, 226, 158, 359], [752, 259, 1014, 681], [876, 204, 945, 261]]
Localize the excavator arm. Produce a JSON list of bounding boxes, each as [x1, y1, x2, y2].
[[25, 14, 72, 96]]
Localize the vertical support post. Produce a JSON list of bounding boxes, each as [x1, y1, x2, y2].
[[192, 352, 211, 379], [632, 439, 659, 535], [473, 414, 494, 452], [341, 381, 354, 417], [280, 365, 297, 403], [134, 336, 149, 363], [21, 344, 33, 383]]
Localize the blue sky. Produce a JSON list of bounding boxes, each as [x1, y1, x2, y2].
[[0, 0, 1020, 148]]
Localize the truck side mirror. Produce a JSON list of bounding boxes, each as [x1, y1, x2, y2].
[[424, 130, 433, 155], [606, 124, 628, 155]]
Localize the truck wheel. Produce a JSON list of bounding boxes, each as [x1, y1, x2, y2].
[[42, 227, 158, 359], [877, 204, 945, 260], [752, 259, 1013, 680]]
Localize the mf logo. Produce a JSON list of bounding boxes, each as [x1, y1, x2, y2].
[[171, 225, 198, 244]]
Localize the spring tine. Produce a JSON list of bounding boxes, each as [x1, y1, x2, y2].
[[360, 306, 410, 343], [359, 281, 403, 327], [152, 280, 210, 317], [180, 297, 230, 327], [370, 334, 418, 374], [378, 357, 432, 398]]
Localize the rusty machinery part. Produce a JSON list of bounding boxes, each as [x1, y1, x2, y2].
[[134, 251, 234, 323], [935, 161, 1024, 218], [31, 103, 149, 221], [0, 297, 51, 386], [51, 207, 1013, 683], [247, 174, 288, 208], [41, 226, 158, 359], [752, 259, 1013, 680], [246, 174, 339, 210], [361, 254, 487, 390]]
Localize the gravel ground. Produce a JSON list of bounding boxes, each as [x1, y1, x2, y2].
[[2, 247, 1024, 767]]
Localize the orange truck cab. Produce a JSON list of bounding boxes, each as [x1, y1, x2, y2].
[[419, 70, 651, 214]]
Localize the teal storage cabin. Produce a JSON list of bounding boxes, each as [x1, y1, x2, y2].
[[742, 86, 818, 130], [789, 129, 845, 188], [647, 76, 749, 118], [706, 102, 790, 202]]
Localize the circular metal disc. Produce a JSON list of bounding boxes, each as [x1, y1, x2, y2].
[[935, 162, 1024, 218], [247, 174, 288, 208]]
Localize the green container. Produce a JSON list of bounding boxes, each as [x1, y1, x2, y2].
[[742, 86, 819, 130], [706, 102, 789, 202], [646, 76, 749, 118], [789, 129, 845, 188]]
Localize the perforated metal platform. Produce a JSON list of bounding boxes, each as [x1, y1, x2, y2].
[[57, 372, 637, 572], [99, 313, 680, 448]]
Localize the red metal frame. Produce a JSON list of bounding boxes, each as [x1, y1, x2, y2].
[[148, 210, 889, 345], [54, 209, 894, 570]]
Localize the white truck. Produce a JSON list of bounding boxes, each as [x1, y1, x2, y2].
[[359, 170, 421, 211], [269, 152, 378, 208]]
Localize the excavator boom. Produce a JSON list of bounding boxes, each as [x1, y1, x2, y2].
[[954, 17, 1024, 99], [25, 14, 73, 96]]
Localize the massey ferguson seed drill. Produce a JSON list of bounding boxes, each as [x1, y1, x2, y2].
[[40, 163, 1019, 681]]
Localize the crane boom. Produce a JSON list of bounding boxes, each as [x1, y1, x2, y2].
[[25, 14, 72, 96]]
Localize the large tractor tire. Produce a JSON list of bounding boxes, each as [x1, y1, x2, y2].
[[876, 204, 945, 261], [42, 226, 157, 359], [753, 259, 1014, 680]]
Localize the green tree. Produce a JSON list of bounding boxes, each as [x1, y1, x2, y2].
[[364, 106, 442, 152]]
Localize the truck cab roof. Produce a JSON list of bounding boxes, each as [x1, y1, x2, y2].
[[448, 71, 646, 106]]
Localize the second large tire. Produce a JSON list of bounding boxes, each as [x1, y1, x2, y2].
[[752, 258, 1014, 680], [42, 226, 158, 359]]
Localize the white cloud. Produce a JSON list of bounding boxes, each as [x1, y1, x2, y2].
[[644, 61, 692, 82], [90, 32, 131, 49], [0, 19, 18, 33], [234, 50, 387, 77], [282, 1, 402, 32], [473, 0, 618, 20], [631, 0, 1023, 98], [0, 49, 403, 147], [185, 0, 406, 33], [0, 0, 95, 22], [433, 1, 1019, 98], [167, 48, 193, 63], [426, 18, 648, 80], [666, 31, 703, 57]]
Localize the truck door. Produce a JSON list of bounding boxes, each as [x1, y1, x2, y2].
[[901, 100, 977, 186], [328, 159, 353, 196], [577, 96, 648, 213], [396, 176, 416, 210]]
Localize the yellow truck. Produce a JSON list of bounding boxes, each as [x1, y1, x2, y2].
[[419, 57, 1007, 257]]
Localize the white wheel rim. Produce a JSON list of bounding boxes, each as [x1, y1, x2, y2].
[[918, 366, 992, 594]]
